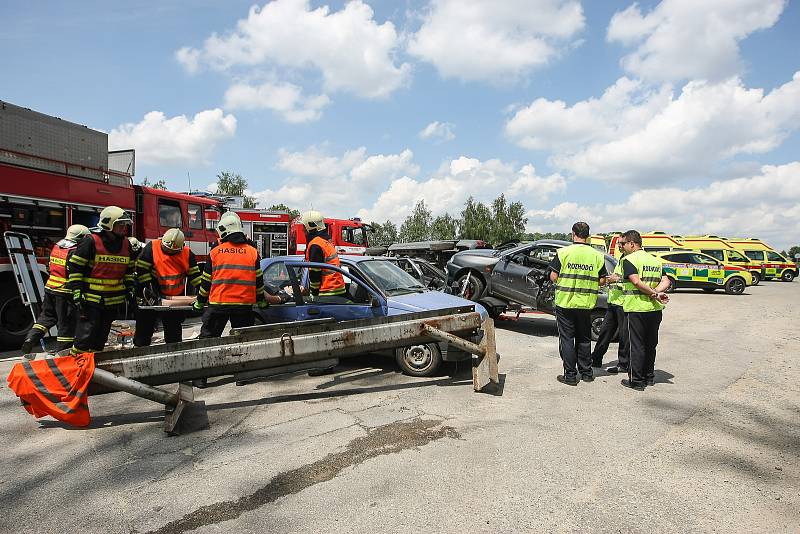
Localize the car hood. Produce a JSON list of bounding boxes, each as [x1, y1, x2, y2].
[[388, 291, 488, 321], [449, 248, 500, 267]]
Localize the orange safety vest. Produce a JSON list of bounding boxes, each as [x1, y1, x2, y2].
[[45, 243, 74, 293], [305, 236, 346, 296], [151, 239, 190, 296], [209, 242, 259, 305], [6, 352, 95, 427], [84, 234, 130, 306]]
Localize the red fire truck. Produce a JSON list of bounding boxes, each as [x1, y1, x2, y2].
[[0, 101, 222, 347], [204, 207, 290, 259], [289, 217, 372, 256]]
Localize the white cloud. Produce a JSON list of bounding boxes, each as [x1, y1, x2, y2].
[[607, 0, 786, 83], [109, 109, 237, 165], [177, 0, 410, 99], [525, 162, 800, 250], [357, 157, 566, 223], [506, 73, 800, 184], [419, 121, 455, 142], [224, 81, 331, 123], [408, 0, 584, 82]]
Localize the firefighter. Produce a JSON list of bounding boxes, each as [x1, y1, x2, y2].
[[128, 237, 144, 262], [549, 221, 607, 385], [133, 228, 202, 346], [591, 236, 629, 373], [193, 212, 285, 386], [619, 230, 670, 390], [21, 224, 91, 356], [67, 206, 135, 355], [300, 210, 347, 302]]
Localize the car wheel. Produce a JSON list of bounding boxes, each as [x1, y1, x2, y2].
[[395, 343, 442, 377], [590, 310, 605, 342], [750, 272, 760, 285], [702, 287, 716, 293], [781, 270, 796, 282], [0, 285, 31, 348], [724, 276, 746, 295], [456, 272, 484, 301]]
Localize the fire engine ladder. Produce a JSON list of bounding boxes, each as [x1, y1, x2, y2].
[[85, 306, 498, 434], [3, 232, 52, 348]]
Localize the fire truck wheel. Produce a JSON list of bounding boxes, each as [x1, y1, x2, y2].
[[0, 284, 31, 348], [781, 270, 795, 282], [395, 343, 442, 377]]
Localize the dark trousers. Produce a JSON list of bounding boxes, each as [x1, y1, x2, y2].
[[199, 306, 254, 338], [72, 304, 121, 353], [627, 310, 662, 386], [591, 304, 629, 368], [134, 309, 185, 347], [25, 290, 78, 350], [555, 306, 593, 379]]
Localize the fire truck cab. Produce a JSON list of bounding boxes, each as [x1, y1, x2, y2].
[[289, 217, 372, 256]]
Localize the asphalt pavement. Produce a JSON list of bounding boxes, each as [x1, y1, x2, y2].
[[0, 281, 798, 533]]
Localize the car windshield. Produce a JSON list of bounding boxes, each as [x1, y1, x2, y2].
[[358, 259, 426, 295]]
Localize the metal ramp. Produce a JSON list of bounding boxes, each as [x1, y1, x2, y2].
[[85, 306, 498, 434]]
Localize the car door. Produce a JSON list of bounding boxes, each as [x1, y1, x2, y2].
[[660, 252, 695, 289], [490, 245, 541, 307], [690, 253, 725, 286]]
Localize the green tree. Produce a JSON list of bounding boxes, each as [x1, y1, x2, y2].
[[268, 203, 300, 220], [399, 200, 432, 242], [140, 177, 167, 189], [370, 220, 399, 245], [788, 245, 800, 261], [430, 213, 459, 240], [488, 194, 526, 244], [216, 171, 257, 208], [524, 231, 571, 242], [459, 197, 493, 240]]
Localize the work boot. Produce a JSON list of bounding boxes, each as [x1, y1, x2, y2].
[[605, 366, 627, 374], [556, 374, 578, 386], [621, 379, 645, 391], [581, 374, 594, 382]]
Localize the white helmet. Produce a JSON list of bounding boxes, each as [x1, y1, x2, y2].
[[65, 224, 90, 243], [216, 211, 243, 239], [299, 210, 325, 233], [161, 228, 185, 252], [99, 205, 133, 232], [128, 237, 143, 253]]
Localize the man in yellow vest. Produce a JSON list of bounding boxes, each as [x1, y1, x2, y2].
[[619, 230, 670, 390], [549, 222, 607, 385], [591, 235, 629, 373], [67, 206, 135, 354], [21, 224, 90, 356], [300, 210, 347, 302], [134, 228, 202, 346]]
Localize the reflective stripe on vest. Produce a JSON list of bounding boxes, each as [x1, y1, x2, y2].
[[85, 234, 130, 306], [306, 236, 346, 296], [5, 353, 95, 427], [607, 259, 625, 306], [151, 239, 190, 296], [208, 243, 259, 305], [554, 244, 604, 309], [621, 250, 665, 313], [45, 244, 74, 292]]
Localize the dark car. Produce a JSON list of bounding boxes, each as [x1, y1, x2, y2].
[[445, 239, 616, 340], [384, 256, 449, 292]]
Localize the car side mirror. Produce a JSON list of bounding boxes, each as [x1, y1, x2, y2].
[[370, 295, 382, 308]]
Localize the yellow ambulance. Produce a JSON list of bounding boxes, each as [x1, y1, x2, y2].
[[651, 250, 753, 294], [588, 234, 607, 253], [608, 231, 684, 259], [678, 235, 763, 285], [728, 238, 797, 282]]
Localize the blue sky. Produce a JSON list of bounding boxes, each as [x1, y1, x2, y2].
[[2, 0, 799, 249]]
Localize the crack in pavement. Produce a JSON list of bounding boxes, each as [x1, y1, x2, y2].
[[144, 417, 460, 534]]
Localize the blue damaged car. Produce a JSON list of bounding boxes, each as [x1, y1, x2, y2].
[[257, 255, 487, 377]]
